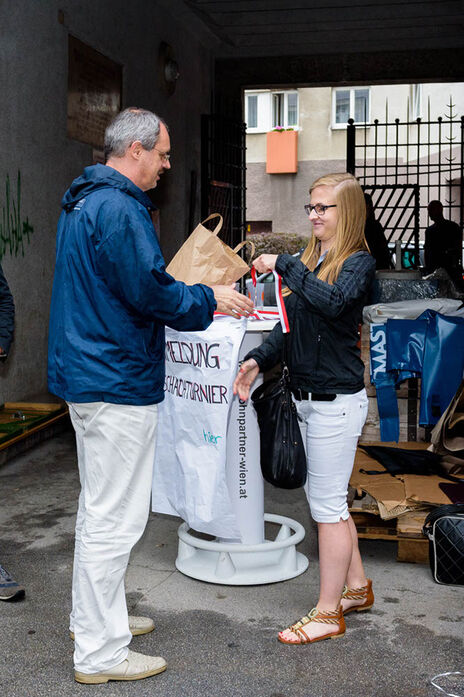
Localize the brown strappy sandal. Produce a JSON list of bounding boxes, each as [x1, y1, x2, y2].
[[341, 578, 374, 615], [278, 606, 346, 645]]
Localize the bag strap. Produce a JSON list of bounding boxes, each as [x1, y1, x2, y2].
[[273, 271, 290, 334], [280, 279, 291, 368], [278, 287, 291, 390], [233, 240, 256, 260], [423, 503, 464, 534], [201, 213, 223, 236], [282, 332, 289, 368]]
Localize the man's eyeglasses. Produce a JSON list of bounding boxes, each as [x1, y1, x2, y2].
[[154, 148, 171, 162], [304, 203, 337, 216]]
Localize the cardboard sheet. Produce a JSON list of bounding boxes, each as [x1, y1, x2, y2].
[[358, 478, 408, 512], [350, 442, 453, 519], [403, 474, 452, 506]]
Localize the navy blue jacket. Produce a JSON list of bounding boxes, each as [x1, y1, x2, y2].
[[48, 164, 216, 405], [0, 264, 14, 356], [246, 251, 376, 394]]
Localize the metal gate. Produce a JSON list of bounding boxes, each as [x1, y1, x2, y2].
[[201, 114, 246, 249], [347, 99, 464, 265], [362, 184, 420, 265]]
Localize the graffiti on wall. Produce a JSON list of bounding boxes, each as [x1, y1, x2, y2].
[[0, 172, 34, 259]]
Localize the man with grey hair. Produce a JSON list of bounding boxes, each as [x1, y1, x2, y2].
[[48, 107, 252, 684]]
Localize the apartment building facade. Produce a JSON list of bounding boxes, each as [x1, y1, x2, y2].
[[245, 83, 464, 239]]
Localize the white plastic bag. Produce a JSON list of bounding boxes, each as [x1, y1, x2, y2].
[[152, 317, 246, 538]]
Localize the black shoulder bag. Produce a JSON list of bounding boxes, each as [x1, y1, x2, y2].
[[422, 504, 464, 586], [250, 333, 307, 489]]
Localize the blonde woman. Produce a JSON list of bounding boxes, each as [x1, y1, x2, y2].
[[233, 173, 376, 645]]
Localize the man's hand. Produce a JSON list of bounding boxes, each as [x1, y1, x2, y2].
[[253, 254, 278, 274], [233, 358, 260, 401], [211, 285, 254, 318]]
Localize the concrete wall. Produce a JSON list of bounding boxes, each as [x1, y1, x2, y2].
[[0, 0, 214, 401], [246, 160, 346, 234], [298, 88, 345, 161]]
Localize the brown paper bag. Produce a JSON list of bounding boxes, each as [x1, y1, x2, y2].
[[166, 214, 255, 285]]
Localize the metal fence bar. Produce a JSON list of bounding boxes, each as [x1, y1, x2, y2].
[[461, 116, 464, 232], [438, 117, 442, 205], [414, 184, 420, 263], [347, 105, 463, 252], [347, 119, 355, 174], [375, 186, 401, 234], [427, 100, 431, 209]]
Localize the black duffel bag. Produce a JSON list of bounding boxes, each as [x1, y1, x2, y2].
[[251, 365, 307, 489], [422, 504, 464, 586]]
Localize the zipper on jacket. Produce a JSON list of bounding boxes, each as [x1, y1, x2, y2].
[[316, 334, 322, 369]]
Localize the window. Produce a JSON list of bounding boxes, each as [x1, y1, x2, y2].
[[245, 90, 298, 133], [287, 92, 298, 127], [247, 95, 258, 129], [272, 93, 284, 129], [245, 92, 271, 133], [332, 87, 370, 127], [354, 89, 369, 122], [335, 90, 350, 125], [272, 92, 298, 129]]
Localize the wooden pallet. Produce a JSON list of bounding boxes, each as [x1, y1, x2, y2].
[[351, 509, 429, 563], [0, 401, 69, 466]]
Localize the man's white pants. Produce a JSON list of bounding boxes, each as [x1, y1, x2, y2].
[[67, 401, 158, 674]]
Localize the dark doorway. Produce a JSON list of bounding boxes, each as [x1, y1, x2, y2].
[[201, 114, 247, 249]]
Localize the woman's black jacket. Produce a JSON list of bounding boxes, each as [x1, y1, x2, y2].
[[245, 251, 376, 395]]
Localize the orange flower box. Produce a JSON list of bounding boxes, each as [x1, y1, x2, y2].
[[266, 130, 298, 174]]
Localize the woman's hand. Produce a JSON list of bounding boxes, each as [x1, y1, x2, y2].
[[211, 285, 254, 317], [253, 254, 278, 274], [233, 358, 260, 401]]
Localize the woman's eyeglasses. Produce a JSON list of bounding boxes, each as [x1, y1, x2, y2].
[[304, 204, 337, 216]]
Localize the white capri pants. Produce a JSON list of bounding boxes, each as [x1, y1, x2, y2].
[[67, 401, 158, 674], [295, 389, 368, 523]]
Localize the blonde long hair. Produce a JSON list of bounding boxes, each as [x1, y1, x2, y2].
[[284, 172, 368, 293]]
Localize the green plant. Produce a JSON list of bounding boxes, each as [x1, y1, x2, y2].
[[247, 232, 309, 258]]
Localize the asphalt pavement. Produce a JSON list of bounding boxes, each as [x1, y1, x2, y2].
[[0, 429, 463, 697]]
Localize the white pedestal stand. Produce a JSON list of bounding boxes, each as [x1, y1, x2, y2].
[[175, 318, 309, 585]]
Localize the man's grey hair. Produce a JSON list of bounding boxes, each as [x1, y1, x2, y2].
[[104, 108, 164, 161]]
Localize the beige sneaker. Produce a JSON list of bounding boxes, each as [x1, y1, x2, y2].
[[70, 615, 155, 640], [74, 649, 167, 684]]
